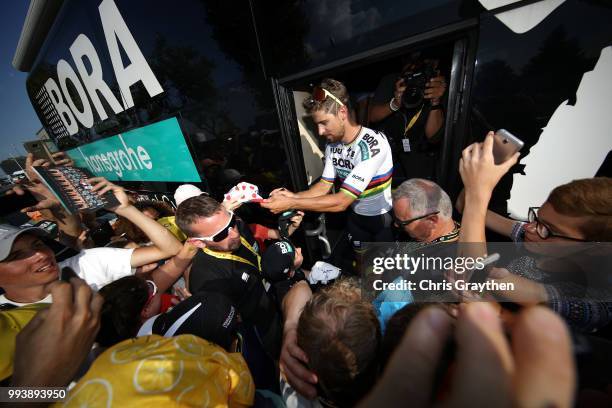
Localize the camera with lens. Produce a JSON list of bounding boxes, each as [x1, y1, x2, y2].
[[400, 61, 437, 109]]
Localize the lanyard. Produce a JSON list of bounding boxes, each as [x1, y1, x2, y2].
[[202, 235, 261, 271], [430, 222, 461, 244], [403, 107, 423, 136]]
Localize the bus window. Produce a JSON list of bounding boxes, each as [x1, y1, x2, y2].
[[293, 91, 325, 186], [287, 41, 457, 188]]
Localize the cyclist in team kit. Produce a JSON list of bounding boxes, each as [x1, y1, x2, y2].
[[261, 78, 394, 250]]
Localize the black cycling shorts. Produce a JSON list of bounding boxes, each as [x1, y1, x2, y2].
[[346, 210, 394, 250]]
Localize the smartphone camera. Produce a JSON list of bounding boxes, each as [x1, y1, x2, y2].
[[492, 129, 524, 165]]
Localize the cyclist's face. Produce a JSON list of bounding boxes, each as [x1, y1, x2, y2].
[[312, 110, 344, 143]]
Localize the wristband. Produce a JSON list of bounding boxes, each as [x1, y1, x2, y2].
[[430, 104, 443, 111], [511, 221, 526, 243], [389, 97, 400, 112]]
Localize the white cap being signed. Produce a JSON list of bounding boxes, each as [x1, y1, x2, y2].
[[174, 184, 204, 207]]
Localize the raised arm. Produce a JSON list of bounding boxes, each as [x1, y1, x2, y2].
[[369, 77, 405, 124], [456, 188, 518, 238], [18, 154, 84, 246], [282, 280, 313, 327], [455, 132, 519, 281], [280, 281, 318, 399], [458, 132, 519, 244], [90, 178, 182, 267], [150, 241, 199, 293], [423, 75, 446, 139]]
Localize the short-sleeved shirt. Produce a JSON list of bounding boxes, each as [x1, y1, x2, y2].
[[58, 247, 135, 291], [189, 220, 281, 357], [0, 247, 135, 308], [321, 126, 393, 216], [0, 294, 52, 308]]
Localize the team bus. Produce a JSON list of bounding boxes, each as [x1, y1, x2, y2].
[[13, 0, 612, 263]]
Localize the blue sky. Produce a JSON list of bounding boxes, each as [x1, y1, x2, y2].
[[0, 1, 40, 171]]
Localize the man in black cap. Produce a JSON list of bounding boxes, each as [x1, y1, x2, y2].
[[97, 274, 240, 352], [262, 240, 306, 302], [262, 240, 342, 301]]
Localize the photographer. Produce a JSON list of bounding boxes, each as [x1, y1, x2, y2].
[[369, 53, 447, 182]]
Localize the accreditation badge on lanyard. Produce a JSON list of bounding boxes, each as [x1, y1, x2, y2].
[[202, 236, 271, 291], [402, 107, 423, 153], [402, 139, 411, 153]]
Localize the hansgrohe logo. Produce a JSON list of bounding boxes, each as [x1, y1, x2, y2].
[[67, 117, 201, 183], [78, 134, 152, 178]]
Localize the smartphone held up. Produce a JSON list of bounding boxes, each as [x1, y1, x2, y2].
[[23, 139, 59, 164], [492, 129, 524, 164]]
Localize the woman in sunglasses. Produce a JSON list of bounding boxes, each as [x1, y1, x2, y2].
[[458, 132, 612, 332]]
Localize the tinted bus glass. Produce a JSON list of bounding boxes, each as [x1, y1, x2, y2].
[[26, 0, 291, 203], [253, 0, 481, 76]]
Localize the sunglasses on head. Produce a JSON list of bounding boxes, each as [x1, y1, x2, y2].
[[192, 212, 237, 243], [307, 86, 345, 108]]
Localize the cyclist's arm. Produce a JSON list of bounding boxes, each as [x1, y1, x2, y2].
[[285, 142, 390, 213], [294, 180, 333, 198], [284, 191, 355, 213]]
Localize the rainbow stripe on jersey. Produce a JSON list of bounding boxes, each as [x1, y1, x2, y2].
[[340, 168, 392, 199]]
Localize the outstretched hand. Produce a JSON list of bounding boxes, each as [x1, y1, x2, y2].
[[24, 153, 51, 183], [280, 326, 318, 399], [89, 177, 131, 212], [6, 154, 62, 213], [459, 131, 519, 199], [269, 187, 296, 198], [424, 75, 447, 104], [288, 210, 305, 235], [51, 151, 75, 167], [261, 194, 294, 214]]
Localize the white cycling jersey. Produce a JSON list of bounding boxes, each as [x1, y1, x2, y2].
[[321, 126, 393, 216]]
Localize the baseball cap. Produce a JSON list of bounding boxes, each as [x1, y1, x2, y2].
[[261, 240, 296, 283], [140, 292, 239, 352], [174, 184, 204, 206], [0, 224, 55, 262]]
